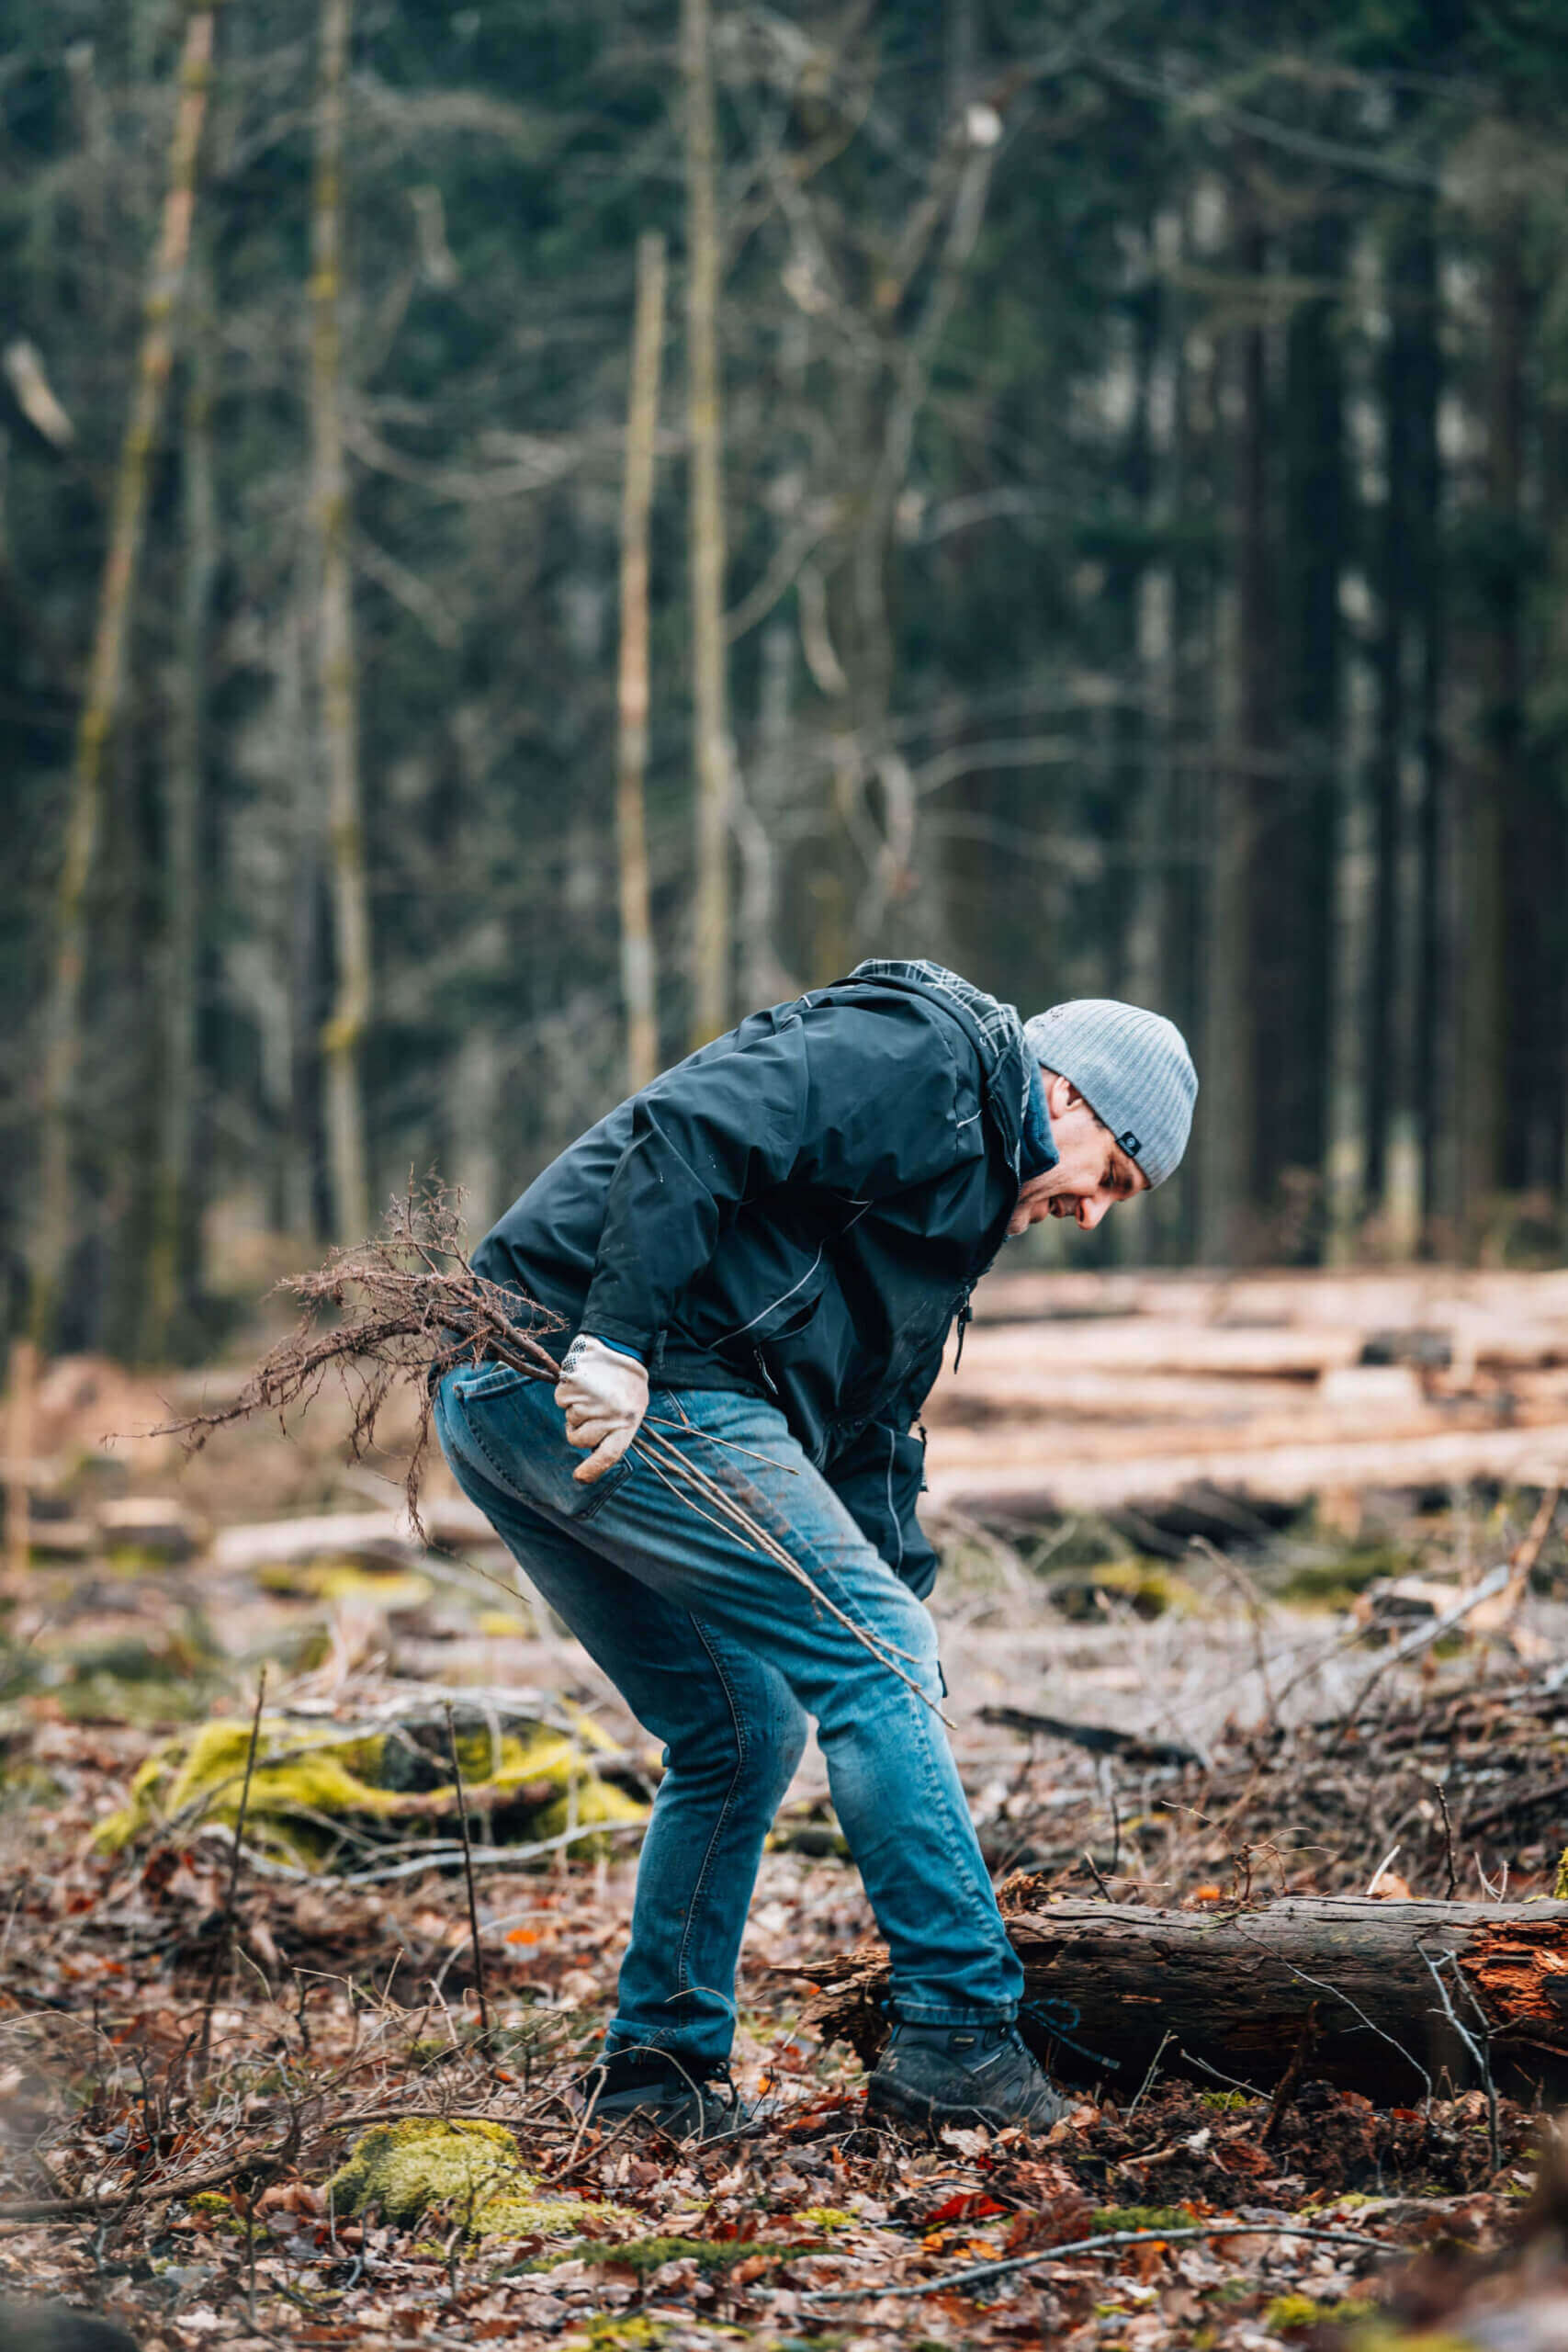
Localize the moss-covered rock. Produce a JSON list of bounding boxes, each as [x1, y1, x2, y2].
[[94, 1705, 646, 1865], [326, 2119, 604, 2239]]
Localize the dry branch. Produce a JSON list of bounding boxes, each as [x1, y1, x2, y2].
[[155, 1183, 564, 1535], [804, 1889, 1568, 2105]]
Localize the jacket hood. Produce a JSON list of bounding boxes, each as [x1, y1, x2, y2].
[[847, 958, 1032, 1170]]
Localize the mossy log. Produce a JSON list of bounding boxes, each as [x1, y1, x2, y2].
[[96, 1703, 644, 1867], [803, 1882, 1568, 2106]]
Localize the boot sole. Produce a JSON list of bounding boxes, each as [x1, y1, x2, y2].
[[582, 2089, 754, 2144], [865, 2076, 1065, 2134]]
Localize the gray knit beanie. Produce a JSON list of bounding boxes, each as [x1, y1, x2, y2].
[[1022, 999, 1197, 1188]]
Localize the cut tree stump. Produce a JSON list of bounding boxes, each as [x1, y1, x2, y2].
[[802, 1885, 1568, 2106]]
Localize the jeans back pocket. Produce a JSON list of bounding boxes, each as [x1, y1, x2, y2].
[[441, 1363, 636, 1521]]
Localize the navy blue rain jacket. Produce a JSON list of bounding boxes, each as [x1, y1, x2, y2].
[[473, 960, 1043, 1599]]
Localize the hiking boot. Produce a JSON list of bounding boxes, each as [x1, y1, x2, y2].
[[865, 2020, 1070, 2134], [576, 2049, 746, 2142]]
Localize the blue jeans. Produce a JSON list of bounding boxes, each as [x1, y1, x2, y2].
[[434, 1364, 1022, 2072]]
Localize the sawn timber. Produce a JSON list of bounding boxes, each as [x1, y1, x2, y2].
[[802, 1886, 1568, 2105]]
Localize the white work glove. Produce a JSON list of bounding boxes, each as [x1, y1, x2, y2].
[[554, 1335, 649, 1485]]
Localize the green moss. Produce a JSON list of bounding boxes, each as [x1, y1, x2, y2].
[[1198, 2089, 1253, 2112], [578, 2321, 672, 2352], [1279, 1547, 1413, 1609], [528, 1774, 645, 1847], [53, 1671, 216, 1729], [1330, 2332, 1473, 2352], [1089, 2205, 1194, 2233], [257, 1560, 433, 1608], [1099, 1561, 1202, 1615], [1265, 2295, 1382, 2335], [587, 2236, 789, 2276], [1052, 1561, 1203, 1620], [186, 2191, 242, 2233], [798, 2205, 856, 2231], [93, 1707, 646, 1865], [1265, 2296, 1333, 2334], [326, 2119, 606, 2240]]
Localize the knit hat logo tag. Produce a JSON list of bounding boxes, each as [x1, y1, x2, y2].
[[1118, 1130, 1141, 1155]]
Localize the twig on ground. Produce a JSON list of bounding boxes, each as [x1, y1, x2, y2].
[[1262, 2002, 1317, 2145], [1126, 2028, 1174, 2119], [444, 1702, 491, 2054], [1178, 2047, 1264, 2098], [1190, 1534, 1278, 1730], [1366, 1843, 1402, 1894], [1099, 1757, 1122, 1876], [1327, 1562, 1511, 1753], [197, 1665, 266, 2078], [1432, 1779, 1459, 1900], [0, 2130, 300, 2224], [1492, 1478, 1563, 1628], [803, 2219, 1401, 2304], [1419, 1943, 1501, 2172]]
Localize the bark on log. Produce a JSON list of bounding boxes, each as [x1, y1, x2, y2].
[[802, 1887, 1568, 2106]]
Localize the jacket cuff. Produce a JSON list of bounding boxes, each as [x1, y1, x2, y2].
[[580, 1311, 656, 1361], [584, 1332, 646, 1366]]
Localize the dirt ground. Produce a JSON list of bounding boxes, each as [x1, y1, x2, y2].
[[6, 1319, 1568, 2350]]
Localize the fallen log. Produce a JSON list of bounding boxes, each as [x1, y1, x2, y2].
[[802, 1888, 1568, 2106], [976, 1706, 1204, 1770], [209, 1498, 495, 1573]]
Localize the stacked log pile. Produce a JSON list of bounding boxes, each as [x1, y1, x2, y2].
[[925, 1265, 1568, 1521]]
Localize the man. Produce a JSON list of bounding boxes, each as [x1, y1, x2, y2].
[[435, 959, 1196, 2136]]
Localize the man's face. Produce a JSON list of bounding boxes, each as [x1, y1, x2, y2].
[[1007, 1069, 1148, 1237]]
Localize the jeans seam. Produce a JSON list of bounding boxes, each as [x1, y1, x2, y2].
[[677, 1616, 749, 2001], [711, 1455, 1013, 1983]]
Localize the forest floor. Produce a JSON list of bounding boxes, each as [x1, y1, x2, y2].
[[6, 1281, 1568, 2350]]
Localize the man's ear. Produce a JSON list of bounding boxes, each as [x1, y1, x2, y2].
[[1041, 1068, 1078, 1119]]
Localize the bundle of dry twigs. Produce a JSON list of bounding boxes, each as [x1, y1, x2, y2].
[[160, 1183, 944, 1715], [157, 1183, 562, 1531]]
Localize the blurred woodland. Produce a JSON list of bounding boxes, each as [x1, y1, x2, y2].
[[6, 0, 1568, 1363]]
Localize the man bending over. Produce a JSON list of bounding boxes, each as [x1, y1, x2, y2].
[[435, 960, 1196, 2136]]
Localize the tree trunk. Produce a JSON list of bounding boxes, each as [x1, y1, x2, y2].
[[148, 254, 219, 1358], [805, 1893, 1568, 2104], [1461, 200, 1525, 1250], [1201, 206, 1266, 1265], [31, 2, 217, 1348], [617, 230, 665, 1091], [1374, 209, 1438, 1261], [1276, 215, 1344, 1252], [682, 0, 732, 1048], [1325, 740, 1374, 1263], [310, 0, 372, 1244]]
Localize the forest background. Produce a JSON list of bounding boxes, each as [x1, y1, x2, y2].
[[4, 0, 1567, 1367]]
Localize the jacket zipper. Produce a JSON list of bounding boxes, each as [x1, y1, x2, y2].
[[953, 1281, 976, 1371]]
